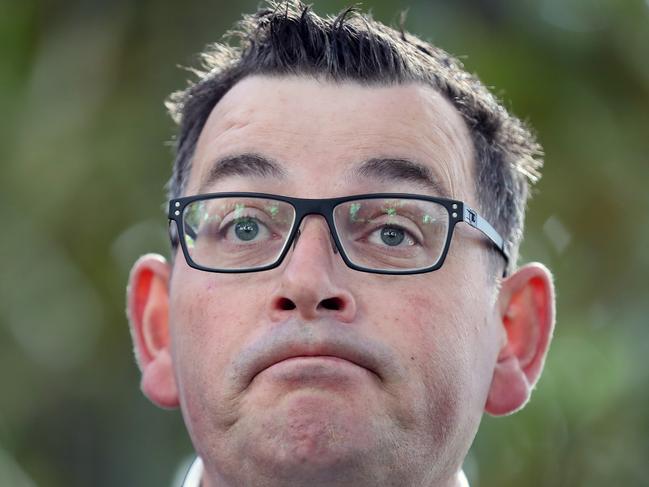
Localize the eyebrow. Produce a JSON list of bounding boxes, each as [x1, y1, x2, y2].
[[198, 153, 449, 197], [198, 153, 286, 192], [352, 158, 450, 198]]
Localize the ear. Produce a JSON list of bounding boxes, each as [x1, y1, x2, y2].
[[485, 263, 555, 416], [126, 253, 179, 409]]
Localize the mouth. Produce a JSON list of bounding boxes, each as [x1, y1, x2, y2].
[[259, 354, 378, 386], [245, 339, 383, 387]]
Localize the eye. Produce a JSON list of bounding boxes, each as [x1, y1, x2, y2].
[[223, 217, 271, 243], [368, 225, 416, 247], [380, 226, 404, 246], [233, 218, 259, 241]]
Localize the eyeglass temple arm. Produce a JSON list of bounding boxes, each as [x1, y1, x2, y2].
[[168, 220, 197, 246], [463, 206, 510, 266]]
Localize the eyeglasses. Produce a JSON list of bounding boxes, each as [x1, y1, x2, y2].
[[168, 192, 509, 275]]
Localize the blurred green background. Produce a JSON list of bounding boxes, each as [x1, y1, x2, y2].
[[1, 0, 648, 485]]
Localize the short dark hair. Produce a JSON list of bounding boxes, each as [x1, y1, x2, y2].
[[165, 1, 543, 274]]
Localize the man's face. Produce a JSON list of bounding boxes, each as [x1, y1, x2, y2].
[[168, 76, 503, 485]]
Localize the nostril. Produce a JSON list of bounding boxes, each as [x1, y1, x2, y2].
[[319, 297, 343, 311], [277, 297, 296, 310]]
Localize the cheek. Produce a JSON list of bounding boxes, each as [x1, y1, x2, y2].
[[399, 291, 472, 394], [169, 271, 266, 353], [368, 284, 488, 443], [168, 272, 266, 434], [379, 288, 469, 368], [170, 279, 239, 365]]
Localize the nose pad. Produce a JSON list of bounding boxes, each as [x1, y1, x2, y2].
[[331, 233, 339, 255]]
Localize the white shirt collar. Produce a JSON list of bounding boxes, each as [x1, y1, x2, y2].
[[181, 456, 470, 487], [458, 469, 470, 487], [181, 457, 203, 487]]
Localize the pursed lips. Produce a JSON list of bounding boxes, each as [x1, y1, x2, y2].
[[256, 353, 376, 382], [242, 337, 384, 388]]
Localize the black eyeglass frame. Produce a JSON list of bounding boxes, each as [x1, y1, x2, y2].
[[168, 192, 509, 276]]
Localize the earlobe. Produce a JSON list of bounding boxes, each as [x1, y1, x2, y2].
[[485, 263, 555, 416], [127, 254, 180, 409]]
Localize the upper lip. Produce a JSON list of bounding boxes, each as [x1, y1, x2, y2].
[[239, 325, 384, 387]]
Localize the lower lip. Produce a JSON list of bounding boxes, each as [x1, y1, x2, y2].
[[256, 355, 372, 386]]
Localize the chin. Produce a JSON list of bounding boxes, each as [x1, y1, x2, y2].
[[198, 389, 429, 486], [243, 392, 383, 474]]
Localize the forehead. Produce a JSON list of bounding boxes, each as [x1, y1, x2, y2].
[[188, 75, 475, 202]]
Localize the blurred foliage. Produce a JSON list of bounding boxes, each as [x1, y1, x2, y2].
[[1, 0, 648, 486]]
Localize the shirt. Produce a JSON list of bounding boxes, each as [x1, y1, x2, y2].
[[181, 456, 470, 486], [181, 457, 203, 487]]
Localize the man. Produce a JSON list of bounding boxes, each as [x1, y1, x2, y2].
[[126, 2, 555, 486]]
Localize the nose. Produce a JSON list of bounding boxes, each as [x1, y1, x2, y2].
[[267, 216, 357, 323]]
